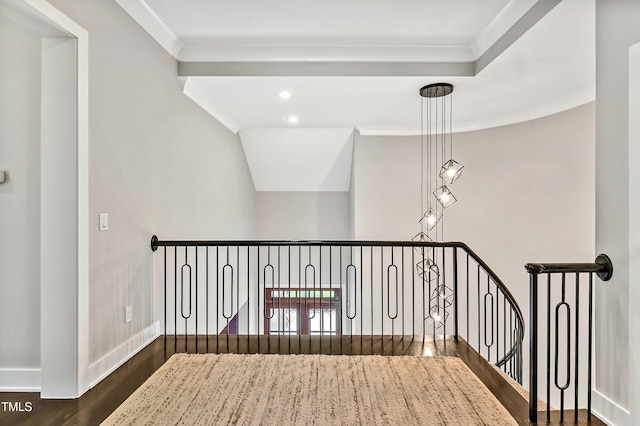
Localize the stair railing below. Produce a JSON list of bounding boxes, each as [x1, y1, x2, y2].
[[526, 254, 613, 424]]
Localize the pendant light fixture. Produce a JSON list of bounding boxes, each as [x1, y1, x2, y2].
[[414, 82, 463, 329]]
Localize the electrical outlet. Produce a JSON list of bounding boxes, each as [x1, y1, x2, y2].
[[99, 213, 108, 231], [125, 305, 132, 323]]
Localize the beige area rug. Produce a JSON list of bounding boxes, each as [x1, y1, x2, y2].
[[102, 354, 517, 425]]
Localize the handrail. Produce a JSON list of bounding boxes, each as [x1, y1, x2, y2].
[[151, 235, 525, 381], [152, 235, 525, 337], [152, 237, 524, 335], [525, 253, 613, 281], [526, 253, 612, 424], [153, 236, 489, 249]]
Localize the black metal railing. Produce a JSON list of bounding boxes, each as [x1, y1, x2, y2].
[[151, 236, 525, 382], [526, 254, 613, 424]]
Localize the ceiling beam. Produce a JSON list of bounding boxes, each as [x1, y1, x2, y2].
[[475, 0, 562, 74], [178, 61, 475, 77]]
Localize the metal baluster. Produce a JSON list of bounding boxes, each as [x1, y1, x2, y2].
[[381, 247, 384, 345], [529, 271, 539, 424], [466, 254, 469, 344], [222, 247, 233, 351], [314, 246, 324, 353], [503, 296, 506, 372], [429, 252, 435, 337], [484, 277, 494, 362], [477, 265, 481, 353], [256, 246, 260, 353], [195, 246, 198, 352], [216, 246, 219, 353], [183, 246, 189, 351], [164, 247, 167, 345], [206, 246, 209, 352], [236, 246, 240, 350], [277, 246, 281, 354], [174, 247, 177, 351], [288, 245, 292, 354], [402, 248, 405, 338], [443, 248, 447, 338], [387, 250, 398, 327], [422, 253, 426, 340], [340, 246, 344, 354], [588, 272, 593, 419], [371, 247, 374, 354], [496, 289, 500, 368], [509, 308, 517, 380], [453, 247, 458, 341], [555, 273, 571, 422], [329, 245, 333, 354], [299, 246, 302, 354], [360, 246, 363, 354], [574, 273, 580, 421], [546, 273, 551, 422], [247, 246, 250, 353], [411, 247, 415, 339]]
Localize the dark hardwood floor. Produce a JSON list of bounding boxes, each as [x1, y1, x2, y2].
[[0, 335, 605, 426]]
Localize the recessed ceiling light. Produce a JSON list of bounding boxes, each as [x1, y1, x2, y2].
[[287, 115, 299, 123], [279, 91, 292, 99]]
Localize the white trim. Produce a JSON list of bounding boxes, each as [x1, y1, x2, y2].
[[114, 0, 183, 58], [87, 322, 161, 389], [592, 390, 630, 426], [629, 40, 640, 426], [178, 42, 473, 63], [21, 0, 90, 398], [24, 0, 87, 37], [470, 0, 536, 59], [0, 369, 41, 392]]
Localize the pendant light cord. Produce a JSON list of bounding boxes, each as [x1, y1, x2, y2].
[[420, 97, 424, 220]]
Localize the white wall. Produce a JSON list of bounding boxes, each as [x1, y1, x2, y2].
[[354, 103, 595, 287], [593, 0, 640, 423], [354, 101, 595, 391], [0, 9, 43, 380], [256, 192, 351, 240], [46, 0, 257, 379]]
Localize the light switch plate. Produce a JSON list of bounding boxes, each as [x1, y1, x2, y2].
[[0, 170, 5, 183], [125, 305, 132, 323], [99, 213, 108, 231]]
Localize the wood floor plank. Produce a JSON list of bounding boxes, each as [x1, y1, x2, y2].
[[0, 335, 606, 426]]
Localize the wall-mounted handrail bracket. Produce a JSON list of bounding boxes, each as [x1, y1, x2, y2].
[[595, 253, 613, 281]]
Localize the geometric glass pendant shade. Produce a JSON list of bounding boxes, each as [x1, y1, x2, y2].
[[433, 185, 457, 208], [432, 284, 454, 308], [412, 231, 432, 257], [439, 159, 464, 184], [419, 207, 442, 230], [426, 304, 449, 329], [416, 257, 439, 282]]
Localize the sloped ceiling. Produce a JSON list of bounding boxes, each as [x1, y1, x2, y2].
[[116, 0, 594, 191]]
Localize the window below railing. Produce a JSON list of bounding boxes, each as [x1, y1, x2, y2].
[[265, 288, 341, 335]]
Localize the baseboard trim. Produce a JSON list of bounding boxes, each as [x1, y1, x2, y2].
[[592, 389, 630, 426], [0, 368, 41, 392], [87, 321, 160, 389]]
